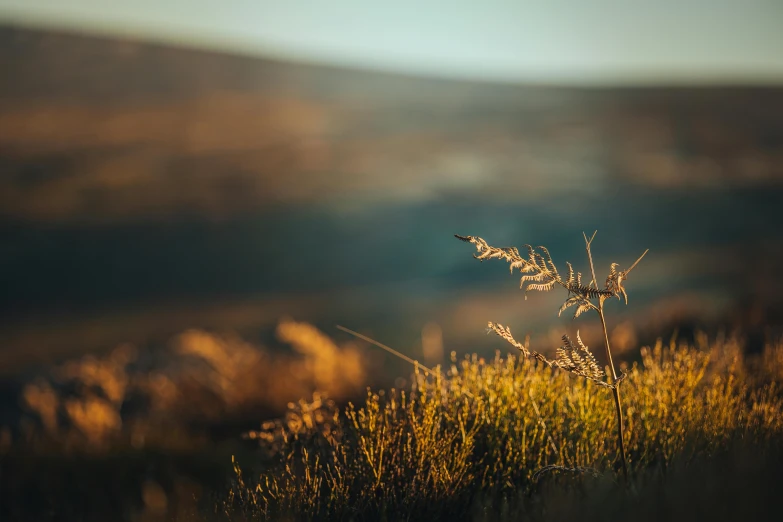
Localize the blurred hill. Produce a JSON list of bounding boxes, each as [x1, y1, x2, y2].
[[1, 25, 782, 377]]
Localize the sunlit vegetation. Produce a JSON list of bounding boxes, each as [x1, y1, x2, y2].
[[11, 319, 366, 453], [221, 232, 783, 521], [454, 231, 649, 478], [226, 332, 783, 521]]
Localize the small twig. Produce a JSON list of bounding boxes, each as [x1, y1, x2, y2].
[[583, 230, 598, 289], [336, 325, 436, 377], [336, 325, 475, 398], [625, 249, 649, 276]]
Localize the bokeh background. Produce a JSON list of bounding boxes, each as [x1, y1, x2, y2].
[[1, 1, 782, 442]]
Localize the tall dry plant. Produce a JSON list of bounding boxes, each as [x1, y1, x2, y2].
[[455, 231, 648, 478]]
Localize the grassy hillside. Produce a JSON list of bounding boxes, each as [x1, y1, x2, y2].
[[2, 326, 783, 521]]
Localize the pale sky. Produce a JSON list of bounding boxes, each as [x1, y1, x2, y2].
[[0, 0, 782, 85]]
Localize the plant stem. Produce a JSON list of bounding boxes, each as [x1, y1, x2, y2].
[[584, 231, 628, 480], [598, 305, 628, 480]]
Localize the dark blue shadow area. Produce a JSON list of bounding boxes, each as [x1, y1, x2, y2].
[[1, 183, 781, 325]]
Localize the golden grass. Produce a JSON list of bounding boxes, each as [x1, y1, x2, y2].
[[226, 332, 783, 521]]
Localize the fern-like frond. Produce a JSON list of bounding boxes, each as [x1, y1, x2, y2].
[[456, 235, 569, 298], [455, 234, 645, 312], [556, 332, 607, 385], [524, 245, 537, 265], [489, 322, 613, 388], [602, 250, 649, 305], [573, 301, 593, 319], [575, 330, 587, 349], [538, 246, 559, 277], [567, 284, 614, 300], [520, 273, 549, 284], [532, 253, 548, 273], [565, 262, 575, 287], [558, 295, 581, 317], [606, 263, 619, 286], [487, 322, 528, 356], [487, 322, 551, 366], [527, 281, 556, 293]]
